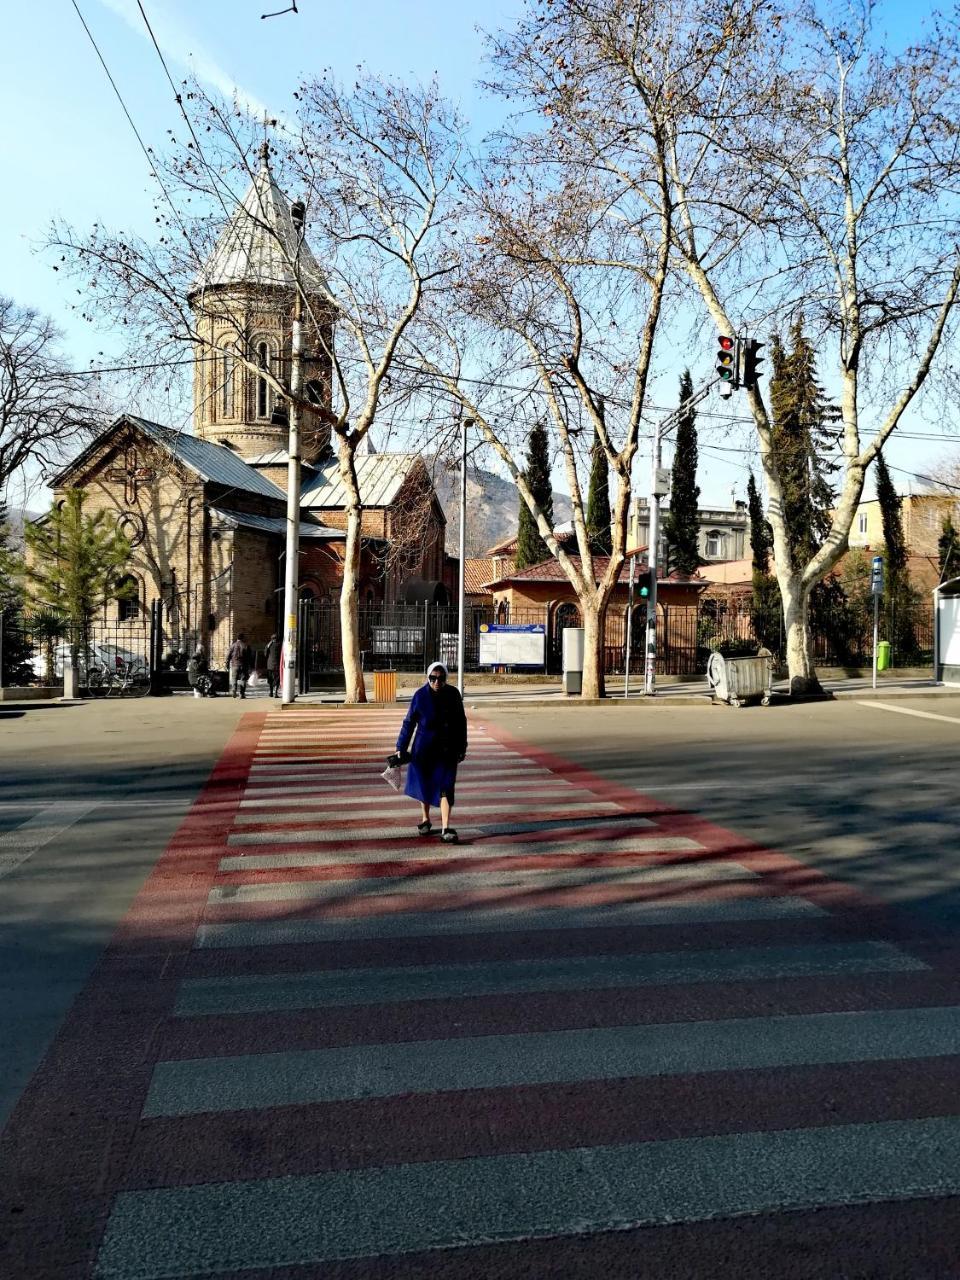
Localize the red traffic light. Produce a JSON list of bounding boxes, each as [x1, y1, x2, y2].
[[718, 335, 735, 351]]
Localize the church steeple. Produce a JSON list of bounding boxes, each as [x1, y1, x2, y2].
[[188, 145, 333, 465]]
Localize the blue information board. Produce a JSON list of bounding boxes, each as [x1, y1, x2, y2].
[[478, 623, 546, 667]]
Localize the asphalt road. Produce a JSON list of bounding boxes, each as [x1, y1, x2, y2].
[[2, 692, 959, 1278], [479, 695, 960, 942], [0, 695, 250, 1130]]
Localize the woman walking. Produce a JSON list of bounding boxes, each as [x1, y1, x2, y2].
[[394, 661, 467, 843]]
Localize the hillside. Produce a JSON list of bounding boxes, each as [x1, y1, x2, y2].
[[428, 459, 571, 557]]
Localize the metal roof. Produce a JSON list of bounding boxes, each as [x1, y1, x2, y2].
[[190, 147, 328, 297], [209, 508, 342, 539], [301, 452, 419, 509], [126, 417, 285, 500]]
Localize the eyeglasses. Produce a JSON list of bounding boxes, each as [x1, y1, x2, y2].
[[428, 673, 445, 683]]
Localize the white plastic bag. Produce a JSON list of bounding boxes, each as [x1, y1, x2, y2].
[[381, 763, 404, 792]]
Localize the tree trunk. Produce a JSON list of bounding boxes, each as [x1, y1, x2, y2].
[[338, 446, 367, 705], [580, 597, 606, 699], [781, 574, 822, 695]]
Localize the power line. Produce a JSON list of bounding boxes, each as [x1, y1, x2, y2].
[[70, 0, 189, 241]]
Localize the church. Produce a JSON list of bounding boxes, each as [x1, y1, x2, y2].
[[49, 148, 447, 665]]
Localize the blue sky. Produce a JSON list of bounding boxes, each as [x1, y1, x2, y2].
[[1, 0, 956, 510]]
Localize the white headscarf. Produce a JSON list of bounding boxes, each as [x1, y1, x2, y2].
[[426, 661, 448, 679]]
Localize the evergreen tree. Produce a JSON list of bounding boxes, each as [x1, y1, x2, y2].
[[745, 472, 780, 650], [873, 452, 918, 661], [746, 471, 772, 575], [662, 369, 701, 575], [939, 513, 958, 581], [24, 489, 134, 651], [0, 501, 33, 685], [585, 419, 612, 556], [768, 320, 836, 566], [515, 421, 553, 570], [874, 454, 906, 578]]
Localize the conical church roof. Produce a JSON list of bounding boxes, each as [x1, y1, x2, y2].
[[190, 144, 328, 297]]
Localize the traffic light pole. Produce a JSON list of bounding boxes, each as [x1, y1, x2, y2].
[[623, 554, 636, 698]]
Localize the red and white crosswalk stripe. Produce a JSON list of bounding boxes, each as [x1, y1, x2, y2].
[[2, 708, 959, 1280]]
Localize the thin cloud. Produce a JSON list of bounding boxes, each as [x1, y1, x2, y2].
[[97, 0, 273, 121]]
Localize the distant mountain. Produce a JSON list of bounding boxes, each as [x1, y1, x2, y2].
[[428, 459, 571, 557], [1, 508, 39, 550]]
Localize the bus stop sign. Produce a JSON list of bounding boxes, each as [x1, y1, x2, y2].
[[871, 555, 884, 596]]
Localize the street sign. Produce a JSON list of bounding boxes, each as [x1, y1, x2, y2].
[[871, 555, 884, 596]]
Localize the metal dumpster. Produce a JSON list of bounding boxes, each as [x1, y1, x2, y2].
[[706, 652, 773, 707]]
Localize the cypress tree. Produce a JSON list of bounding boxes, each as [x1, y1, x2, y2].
[[662, 369, 701, 575], [873, 452, 918, 661], [0, 501, 32, 685], [515, 421, 553, 570], [746, 471, 772, 574], [939, 513, 958, 581], [745, 472, 780, 650], [874, 453, 906, 578], [585, 420, 613, 556]]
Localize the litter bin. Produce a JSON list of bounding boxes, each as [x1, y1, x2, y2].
[[877, 640, 891, 672], [372, 670, 397, 702]]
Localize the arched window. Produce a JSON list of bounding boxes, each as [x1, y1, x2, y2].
[[116, 575, 139, 622], [221, 346, 236, 419], [256, 341, 273, 419], [705, 530, 725, 558]]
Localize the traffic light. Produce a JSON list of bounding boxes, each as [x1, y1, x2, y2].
[[716, 335, 739, 398], [742, 338, 765, 391], [637, 566, 656, 605]]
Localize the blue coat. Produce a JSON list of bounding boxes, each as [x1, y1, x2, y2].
[[396, 682, 468, 807]]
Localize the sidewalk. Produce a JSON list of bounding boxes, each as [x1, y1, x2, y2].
[[290, 672, 960, 707]]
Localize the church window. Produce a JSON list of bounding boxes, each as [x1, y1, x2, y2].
[[256, 341, 273, 419], [221, 347, 236, 419]]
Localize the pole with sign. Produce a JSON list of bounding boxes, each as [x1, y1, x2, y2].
[[871, 555, 884, 690]]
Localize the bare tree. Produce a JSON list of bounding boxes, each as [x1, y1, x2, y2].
[[0, 297, 105, 492], [415, 7, 685, 697], [523, 0, 960, 691], [50, 75, 464, 702]]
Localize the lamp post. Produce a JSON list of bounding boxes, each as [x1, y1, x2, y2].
[[456, 417, 474, 694], [281, 199, 306, 704]]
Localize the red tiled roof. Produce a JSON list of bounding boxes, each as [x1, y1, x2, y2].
[[464, 558, 494, 594], [483, 554, 705, 591]]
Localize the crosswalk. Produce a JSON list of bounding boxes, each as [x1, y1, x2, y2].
[[6, 708, 960, 1278]]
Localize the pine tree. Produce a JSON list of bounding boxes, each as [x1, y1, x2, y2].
[[24, 489, 134, 651], [585, 421, 612, 556], [515, 421, 553, 570], [662, 369, 701, 575], [939, 513, 958, 581]]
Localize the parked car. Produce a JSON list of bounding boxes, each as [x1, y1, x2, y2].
[[29, 641, 146, 684]]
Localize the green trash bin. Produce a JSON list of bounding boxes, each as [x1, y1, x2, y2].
[[877, 640, 892, 671]]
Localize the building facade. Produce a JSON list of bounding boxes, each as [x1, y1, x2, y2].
[[45, 148, 444, 663]]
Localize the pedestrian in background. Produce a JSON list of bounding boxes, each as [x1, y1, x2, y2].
[[186, 644, 210, 699], [227, 633, 253, 699], [265, 633, 280, 698], [393, 661, 467, 843]]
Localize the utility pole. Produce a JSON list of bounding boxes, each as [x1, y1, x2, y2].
[[456, 417, 473, 693], [281, 200, 306, 704], [623, 553, 636, 697]]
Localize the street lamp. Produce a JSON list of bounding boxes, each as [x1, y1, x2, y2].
[[281, 200, 306, 704]]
